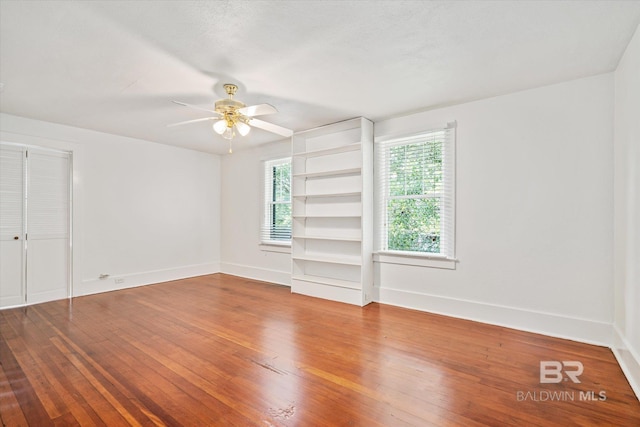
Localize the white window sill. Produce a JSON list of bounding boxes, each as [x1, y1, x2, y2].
[[259, 242, 291, 254], [374, 251, 457, 270]]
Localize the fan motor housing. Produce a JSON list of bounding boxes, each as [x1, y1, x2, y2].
[[215, 98, 245, 113]]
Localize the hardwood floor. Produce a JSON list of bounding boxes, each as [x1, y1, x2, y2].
[[1, 274, 638, 426]]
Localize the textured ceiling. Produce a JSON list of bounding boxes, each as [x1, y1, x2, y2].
[[1, 1, 639, 154]]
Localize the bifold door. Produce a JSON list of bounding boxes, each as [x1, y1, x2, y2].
[[0, 143, 71, 308]]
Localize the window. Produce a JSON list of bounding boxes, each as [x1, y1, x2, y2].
[[375, 123, 455, 259], [261, 157, 291, 244]]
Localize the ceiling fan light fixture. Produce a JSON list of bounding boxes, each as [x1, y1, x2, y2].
[[213, 119, 227, 135], [235, 121, 251, 136]]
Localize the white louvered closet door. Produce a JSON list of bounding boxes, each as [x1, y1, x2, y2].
[[0, 145, 26, 307], [26, 149, 71, 305]]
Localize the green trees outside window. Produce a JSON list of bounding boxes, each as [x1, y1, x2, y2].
[[383, 133, 446, 254], [268, 160, 291, 241]]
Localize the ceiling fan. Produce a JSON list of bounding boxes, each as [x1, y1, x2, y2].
[[169, 84, 293, 153]]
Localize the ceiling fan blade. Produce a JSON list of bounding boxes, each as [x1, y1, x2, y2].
[[237, 103, 278, 117], [173, 100, 219, 115], [249, 118, 293, 137], [167, 117, 216, 127]]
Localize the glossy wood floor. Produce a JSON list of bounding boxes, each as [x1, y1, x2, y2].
[[1, 274, 639, 426]]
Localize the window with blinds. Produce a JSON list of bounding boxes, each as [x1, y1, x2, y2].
[[375, 123, 455, 259], [261, 157, 292, 244]]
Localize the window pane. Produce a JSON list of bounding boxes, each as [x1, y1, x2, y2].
[[271, 203, 291, 240], [273, 162, 291, 202], [423, 138, 443, 192], [389, 139, 442, 197], [387, 197, 440, 253]]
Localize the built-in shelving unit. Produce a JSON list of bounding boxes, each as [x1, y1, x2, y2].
[[291, 117, 373, 306]]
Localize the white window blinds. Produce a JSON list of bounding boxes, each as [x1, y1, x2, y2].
[[375, 123, 456, 259], [261, 157, 292, 243]]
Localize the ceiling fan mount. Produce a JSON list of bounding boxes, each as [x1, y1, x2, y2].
[[169, 84, 293, 153]]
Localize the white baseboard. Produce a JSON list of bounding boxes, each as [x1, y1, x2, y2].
[[219, 262, 291, 286], [0, 296, 25, 309], [376, 287, 613, 347], [612, 325, 640, 401], [76, 262, 220, 297]]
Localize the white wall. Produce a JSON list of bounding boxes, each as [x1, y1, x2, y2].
[[0, 113, 221, 297], [613, 23, 640, 399], [220, 139, 292, 285], [374, 74, 614, 345]]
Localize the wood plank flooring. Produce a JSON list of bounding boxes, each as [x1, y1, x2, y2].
[[1, 273, 639, 426]]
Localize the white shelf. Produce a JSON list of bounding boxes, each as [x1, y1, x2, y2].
[[292, 234, 361, 242], [291, 274, 361, 290], [293, 142, 361, 158], [292, 253, 361, 266], [293, 191, 361, 199], [293, 214, 361, 219], [293, 167, 361, 179]]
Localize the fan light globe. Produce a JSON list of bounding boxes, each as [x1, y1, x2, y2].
[[235, 121, 251, 136], [221, 127, 235, 140], [213, 120, 227, 135]]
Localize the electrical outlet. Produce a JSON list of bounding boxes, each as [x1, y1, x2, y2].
[[114, 278, 124, 284]]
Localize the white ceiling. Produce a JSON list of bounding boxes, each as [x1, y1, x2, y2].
[[1, 1, 639, 154]]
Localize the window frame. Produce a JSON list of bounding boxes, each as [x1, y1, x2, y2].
[[374, 123, 456, 269], [260, 157, 292, 250]]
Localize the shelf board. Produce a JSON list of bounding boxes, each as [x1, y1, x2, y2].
[[293, 191, 361, 199], [293, 142, 361, 158], [293, 167, 361, 179], [292, 234, 361, 242], [292, 214, 361, 219], [292, 254, 362, 266], [291, 274, 362, 290]]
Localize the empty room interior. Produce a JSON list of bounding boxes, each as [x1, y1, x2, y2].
[[1, 1, 640, 425]]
